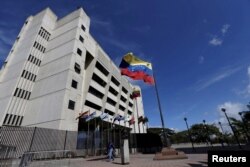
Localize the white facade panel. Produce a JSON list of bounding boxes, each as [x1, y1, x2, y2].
[[0, 7, 146, 133]]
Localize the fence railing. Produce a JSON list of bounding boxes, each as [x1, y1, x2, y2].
[[0, 126, 138, 162]]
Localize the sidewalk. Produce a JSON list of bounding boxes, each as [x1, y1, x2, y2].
[[62, 153, 207, 167]]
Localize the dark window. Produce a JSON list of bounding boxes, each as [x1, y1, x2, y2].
[[109, 86, 118, 96], [17, 89, 22, 97], [81, 25, 86, 31], [74, 63, 81, 74], [27, 73, 31, 80], [85, 100, 102, 110], [15, 116, 20, 126], [92, 73, 107, 87], [35, 58, 39, 65], [27, 92, 31, 100], [21, 70, 26, 77], [33, 57, 36, 64], [122, 87, 128, 94], [25, 21, 28, 25], [79, 36, 84, 43], [111, 76, 120, 86], [30, 74, 34, 81], [12, 115, 16, 125], [71, 80, 78, 89], [38, 60, 42, 66], [24, 71, 28, 78], [88, 86, 104, 99], [120, 95, 127, 102], [20, 90, 25, 98], [77, 48, 82, 56], [104, 109, 115, 116], [19, 116, 23, 126], [7, 114, 12, 124], [95, 62, 109, 76], [119, 105, 125, 111], [107, 97, 116, 106], [3, 114, 9, 124], [33, 75, 37, 82], [128, 110, 132, 115], [68, 100, 75, 110], [130, 94, 133, 99], [14, 88, 19, 96], [31, 56, 34, 62], [28, 55, 32, 61], [24, 91, 28, 99], [129, 102, 133, 107]]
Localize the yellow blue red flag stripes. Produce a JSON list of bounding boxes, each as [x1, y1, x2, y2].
[[119, 53, 154, 84]]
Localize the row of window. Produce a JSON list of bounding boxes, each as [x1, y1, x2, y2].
[[38, 27, 51, 41], [13, 88, 31, 100], [21, 70, 36, 82], [92, 73, 107, 87], [96, 61, 109, 76], [33, 41, 46, 53], [3, 114, 23, 126], [28, 54, 41, 66]]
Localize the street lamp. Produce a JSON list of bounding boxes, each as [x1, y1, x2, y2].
[[238, 112, 250, 142], [184, 117, 195, 151], [202, 120, 213, 147], [221, 108, 241, 149]]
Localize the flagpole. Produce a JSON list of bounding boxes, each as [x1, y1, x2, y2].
[[135, 99, 141, 133], [153, 70, 169, 147]]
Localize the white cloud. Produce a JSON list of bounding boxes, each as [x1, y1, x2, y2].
[[217, 102, 244, 132], [221, 24, 230, 35], [195, 66, 241, 91], [209, 37, 223, 46], [208, 24, 230, 46]]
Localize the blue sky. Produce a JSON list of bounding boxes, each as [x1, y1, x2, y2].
[[1, 0, 250, 131]]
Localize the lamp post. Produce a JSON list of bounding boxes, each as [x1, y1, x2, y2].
[[238, 112, 250, 142], [203, 120, 213, 147], [184, 117, 195, 151], [218, 121, 228, 146], [221, 108, 241, 149]]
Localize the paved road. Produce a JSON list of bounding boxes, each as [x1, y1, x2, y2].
[[48, 153, 208, 167]]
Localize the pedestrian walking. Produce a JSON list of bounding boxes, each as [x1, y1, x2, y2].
[[107, 142, 115, 162]]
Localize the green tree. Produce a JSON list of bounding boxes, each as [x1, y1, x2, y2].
[[190, 123, 221, 143]]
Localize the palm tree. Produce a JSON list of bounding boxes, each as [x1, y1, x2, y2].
[[229, 117, 248, 142]]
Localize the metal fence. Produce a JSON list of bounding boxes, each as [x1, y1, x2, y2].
[[0, 126, 137, 165]]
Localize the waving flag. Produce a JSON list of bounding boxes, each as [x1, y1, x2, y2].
[[138, 116, 144, 123], [132, 89, 141, 99], [86, 111, 96, 122], [129, 116, 135, 125], [99, 112, 108, 120], [76, 110, 89, 120], [119, 53, 154, 85]]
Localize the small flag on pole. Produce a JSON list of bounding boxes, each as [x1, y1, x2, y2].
[[129, 116, 135, 125], [76, 110, 90, 120], [132, 89, 141, 99], [138, 116, 144, 123], [99, 112, 108, 120], [85, 111, 96, 122]]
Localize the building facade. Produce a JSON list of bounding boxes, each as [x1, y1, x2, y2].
[[0, 8, 146, 133]]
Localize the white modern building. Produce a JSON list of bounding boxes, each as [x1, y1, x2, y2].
[[0, 7, 146, 133]]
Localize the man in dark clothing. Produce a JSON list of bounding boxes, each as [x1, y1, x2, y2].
[[108, 142, 115, 161]]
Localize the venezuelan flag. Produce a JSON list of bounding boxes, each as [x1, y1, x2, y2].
[[119, 53, 154, 84]]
